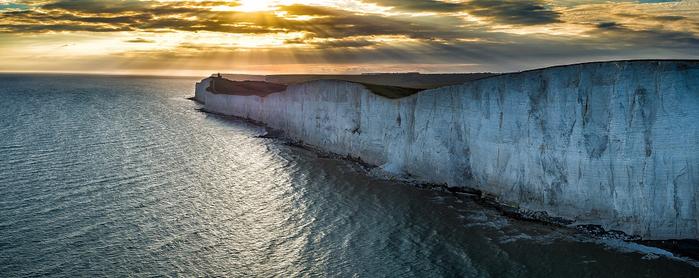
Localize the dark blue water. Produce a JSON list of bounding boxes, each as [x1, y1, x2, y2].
[[0, 74, 696, 277]]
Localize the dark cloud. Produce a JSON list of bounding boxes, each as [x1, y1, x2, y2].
[[41, 0, 151, 14], [465, 0, 561, 25], [615, 12, 686, 22], [278, 4, 474, 39], [281, 2, 424, 36], [365, 0, 562, 25], [652, 15, 685, 21], [363, 0, 467, 12], [40, 0, 236, 14], [596, 22, 622, 29], [0, 22, 132, 32], [280, 4, 343, 16], [590, 21, 699, 49], [125, 38, 155, 43], [286, 37, 377, 49]]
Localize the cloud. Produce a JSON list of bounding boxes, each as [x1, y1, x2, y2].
[[0, 1, 276, 33], [125, 37, 154, 43], [596, 21, 622, 29], [590, 21, 699, 49], [0, 0, 697, 73], [285, 36, 377, 49], [39, 0, 237, 14], [465, 0, 561, 25], [362, 0, 467, 12], [364, 0, 562, 25], [41, 0, 150, 14], [615, 12, 686, 22], [652, 15, 685, 21]]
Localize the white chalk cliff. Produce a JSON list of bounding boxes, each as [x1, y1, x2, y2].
[[195, 60, 699, 240]]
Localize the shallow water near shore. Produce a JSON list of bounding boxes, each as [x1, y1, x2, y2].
[[0, 74, 696, 277]]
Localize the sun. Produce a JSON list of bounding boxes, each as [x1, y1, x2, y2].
[[236, 0, 276, 12]]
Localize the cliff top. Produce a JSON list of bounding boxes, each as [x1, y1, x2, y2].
[[265, 73, 494, 89], [207, 77, 287, 97], [357, 82, 423, 99], [204, 59, 699, 99], [206, 76, 424, 99], [485, 59, 699, 81]]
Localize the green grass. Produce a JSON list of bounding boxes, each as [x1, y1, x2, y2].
[[359, 83, 424, 99], [207, 76, 423, 99], [207, 77, 287, 96]]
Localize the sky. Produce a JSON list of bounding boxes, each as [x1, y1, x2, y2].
[[0, 0, 697, 75]]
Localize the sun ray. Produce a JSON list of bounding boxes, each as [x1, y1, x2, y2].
[[235, 0, 275, 12]]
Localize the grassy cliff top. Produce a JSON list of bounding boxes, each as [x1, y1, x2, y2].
[[207, 76, 423, 99], [357, 83, 423, 99], [207, 77, 287, 97], [206, 60, 699, 99], [266, 72, 494, 89], [206, 72, 493, 99]]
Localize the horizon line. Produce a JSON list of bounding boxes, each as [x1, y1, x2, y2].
[[2, 59, 697, 79]]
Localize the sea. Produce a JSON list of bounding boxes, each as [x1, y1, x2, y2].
[[0, 74, 696, 277]]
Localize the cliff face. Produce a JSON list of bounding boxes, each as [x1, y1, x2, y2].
[[195, 61, 699, 240]]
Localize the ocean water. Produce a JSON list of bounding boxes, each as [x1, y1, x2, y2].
[[0, 74, 696, 277]]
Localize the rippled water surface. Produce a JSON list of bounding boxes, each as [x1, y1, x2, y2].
[[0, 74, 696, 277]]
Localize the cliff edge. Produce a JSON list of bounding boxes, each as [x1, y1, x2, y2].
[[194, 60, 699, 240]]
